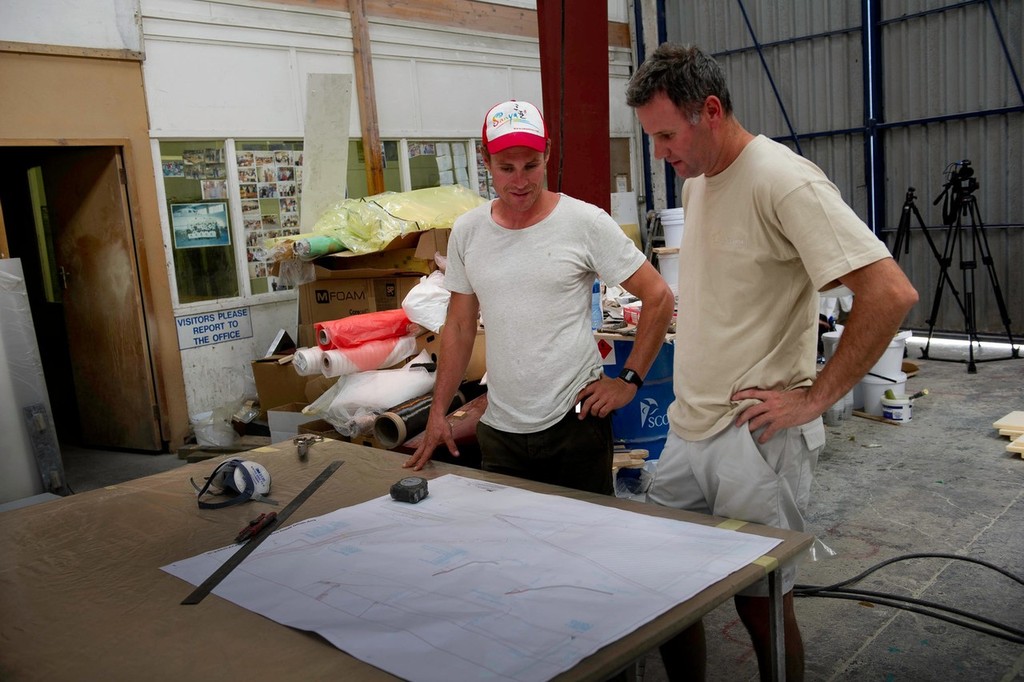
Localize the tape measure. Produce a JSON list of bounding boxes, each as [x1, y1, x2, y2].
[[390, 476, 429, 504]]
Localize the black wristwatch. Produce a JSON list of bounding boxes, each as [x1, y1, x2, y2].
[[618, 368, 644, 389]]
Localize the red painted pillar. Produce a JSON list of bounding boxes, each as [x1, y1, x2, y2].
[[537, 0, 610, 213]]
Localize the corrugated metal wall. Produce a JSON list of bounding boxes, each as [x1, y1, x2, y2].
[[664, 0, 1023, 337]]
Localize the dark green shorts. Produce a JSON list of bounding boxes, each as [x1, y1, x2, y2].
[[476, 409, 614, 496]]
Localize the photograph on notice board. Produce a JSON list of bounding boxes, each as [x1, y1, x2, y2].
[[162, 160, 184, 177], [201, 180, 227, 200], [171, 202, 231, 250]]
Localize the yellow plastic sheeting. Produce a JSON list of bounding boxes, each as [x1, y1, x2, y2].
[[266, 185, 487, 261]]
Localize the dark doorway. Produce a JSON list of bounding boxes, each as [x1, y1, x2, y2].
[[0, 146, 163, 451]]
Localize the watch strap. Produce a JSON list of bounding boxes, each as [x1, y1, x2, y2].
[[618, 368, 644, 389]]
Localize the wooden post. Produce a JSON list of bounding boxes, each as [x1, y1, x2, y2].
[[350, 0, 385, 196]]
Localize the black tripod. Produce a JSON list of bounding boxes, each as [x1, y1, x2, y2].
[[921, 161, 1019, 372], [892, 187, 965, 318]]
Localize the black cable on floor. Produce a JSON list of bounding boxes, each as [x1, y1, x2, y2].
[[794, 552, 1024, 645]]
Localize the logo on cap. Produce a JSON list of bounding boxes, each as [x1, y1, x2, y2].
[[482, 100, 547, 153]]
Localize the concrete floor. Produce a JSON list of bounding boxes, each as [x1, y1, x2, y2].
[[56, 336, 1024, 681]]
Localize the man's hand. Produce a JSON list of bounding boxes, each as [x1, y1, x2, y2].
[[576, 375, 637, 419], [731, 386, 822, 443], [404, 413, 459, 471]]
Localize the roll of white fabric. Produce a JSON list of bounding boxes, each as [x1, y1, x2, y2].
[[292, 347, 325, 376], [320, 335, 420, 378], [321, 349, 360, 378]]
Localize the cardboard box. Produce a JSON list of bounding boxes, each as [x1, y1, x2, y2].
[[268, 402, 311, 441], [298, 418, 344, 441], [407, 328, 486, 382], [252, 355, 311, 420], [298, 276, 423, 329], [297, 229, 450, 329], [313, 229, 449, 278]]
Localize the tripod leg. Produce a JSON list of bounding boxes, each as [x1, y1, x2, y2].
[[892, 202, 910, 263], [922, 220, 961, 359], [958, 209, 978, 373], [968, 199, 1020, 357], [913, 202, 967, 318]]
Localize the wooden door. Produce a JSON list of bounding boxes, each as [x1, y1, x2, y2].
[[42, 147, 162, 451]]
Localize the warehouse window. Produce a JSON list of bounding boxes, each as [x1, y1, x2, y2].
[[349, 140, 403, 197], [159, 137, 484, 306], [159, 140, 239, 303], [408, 141, 473, 190], [235, 140, 304, 294]]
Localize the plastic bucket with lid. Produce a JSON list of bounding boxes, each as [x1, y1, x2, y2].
[[653, 247, 679, 295], [870, 330, 911, 377], [880, 395, 912, 423], [659, 208, 684, 248], [859, 371, 907, 416]]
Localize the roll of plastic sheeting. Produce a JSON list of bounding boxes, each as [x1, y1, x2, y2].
[[308, 350, 438, 436], [396, 393, 488, 469], [373, 390, 466, 449], [315, 309, 416, 350], [321, 335, 419, 378], [292, 347, 325, 376], [294, 234, 346, 259]]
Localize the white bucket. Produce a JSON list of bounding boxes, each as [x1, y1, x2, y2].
[[859, 371, 908, 416], [869, 331, 911, 377], [821, 331, 841, 361], [880, 396, 912, 423], [654, 247, 679, 295], [662, 221, 684, 248], [659, 208, 685, 248]]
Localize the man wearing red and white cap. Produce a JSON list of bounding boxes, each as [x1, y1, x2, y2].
[[405, 100, 675, 495]]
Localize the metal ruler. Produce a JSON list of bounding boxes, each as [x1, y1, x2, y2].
[[181, 460, 344, 605]]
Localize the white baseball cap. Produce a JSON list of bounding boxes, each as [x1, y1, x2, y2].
[[481, 100, 548, 154]]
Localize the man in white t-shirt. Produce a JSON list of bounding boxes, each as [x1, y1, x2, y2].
[[404, 100, 675, 495], [627, 45, 918, 680]]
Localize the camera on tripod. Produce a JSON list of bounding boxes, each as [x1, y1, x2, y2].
[[935, 159, 979, 225]]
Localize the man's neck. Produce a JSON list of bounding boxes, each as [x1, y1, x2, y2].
[[707, 120, 755, 177], [492, 190, 559, 229]]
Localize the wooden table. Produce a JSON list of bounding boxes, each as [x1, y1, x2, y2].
[[0, 439, 812, 681]]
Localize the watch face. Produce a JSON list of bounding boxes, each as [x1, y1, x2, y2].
[[619, 369, 642, 388]]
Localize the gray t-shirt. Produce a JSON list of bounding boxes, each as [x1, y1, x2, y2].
[[445, 194, 646, 433]]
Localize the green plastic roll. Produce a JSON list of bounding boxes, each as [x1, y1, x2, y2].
[[295, 234, 346, 259]]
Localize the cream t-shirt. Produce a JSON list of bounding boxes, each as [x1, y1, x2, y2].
[[670, 135, 892, 440]]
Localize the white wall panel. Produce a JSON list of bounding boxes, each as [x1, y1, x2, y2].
[[0, 0, 142, 52], [145, 39, 303, 136], [412, 62, 527, 137]]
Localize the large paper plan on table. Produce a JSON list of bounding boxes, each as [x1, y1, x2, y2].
[[164, 474, 781, 681]]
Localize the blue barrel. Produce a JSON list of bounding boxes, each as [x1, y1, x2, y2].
[[596, 336, 675, 461]]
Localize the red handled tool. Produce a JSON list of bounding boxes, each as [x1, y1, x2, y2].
[[235, 512, 278, 543]]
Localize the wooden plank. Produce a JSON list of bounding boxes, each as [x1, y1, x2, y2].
[[993, 410, 1024, 432], [246, 0, 629, 46], [853, 410, 901, 426], [1007, 433, 1024, 455], [350, 0, 385, 196]]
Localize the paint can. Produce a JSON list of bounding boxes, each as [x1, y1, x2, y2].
[[880, 396, 912, 423], [859, 371, 908, 416]]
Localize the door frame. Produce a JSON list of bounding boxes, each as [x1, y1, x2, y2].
[[0, 137, 174, 450]]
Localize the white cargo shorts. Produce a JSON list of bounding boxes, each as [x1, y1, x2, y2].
[[647, 418, 825, 596]]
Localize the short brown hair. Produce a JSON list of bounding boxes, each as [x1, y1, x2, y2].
[[626, 43, 733, 122]]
